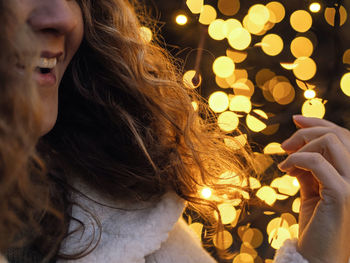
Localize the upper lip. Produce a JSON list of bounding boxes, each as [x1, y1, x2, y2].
[[40, 51, 64, 61]]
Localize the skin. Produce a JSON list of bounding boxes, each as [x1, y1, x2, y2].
[[279, 115, 350, 263], [15, 0, 84, 135]]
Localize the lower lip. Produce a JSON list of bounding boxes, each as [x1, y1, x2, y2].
[[35, 71, 57, 87]]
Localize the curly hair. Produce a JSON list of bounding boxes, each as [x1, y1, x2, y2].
[[0, 0, 61, 255], [37, 0, 259, 260]]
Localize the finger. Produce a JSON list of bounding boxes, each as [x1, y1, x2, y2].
[[281, 127, 350, 154], [278, 152, 343, 191], [289, 133, 350, 178], [292, 115, 338, 129], [287, 167, 319, 200]]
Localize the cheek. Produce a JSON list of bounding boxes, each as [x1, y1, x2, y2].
[[65, 3, 84, 67]]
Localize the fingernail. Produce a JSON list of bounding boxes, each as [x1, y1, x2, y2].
[[293, 115, 305, 121]]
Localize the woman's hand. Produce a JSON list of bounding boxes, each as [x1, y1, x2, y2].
[[278, 115, 350, 263]]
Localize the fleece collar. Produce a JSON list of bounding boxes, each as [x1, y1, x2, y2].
[[58, 180, 185, 263]]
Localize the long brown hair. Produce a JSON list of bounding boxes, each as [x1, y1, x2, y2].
[[39, 0, 259, 259], [0, 0, 60, 255]]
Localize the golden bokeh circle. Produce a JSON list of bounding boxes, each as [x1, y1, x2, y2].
[[290, 10, 313, 32], [293, 57, 317, 81], [261, 34, 284, 56], [290, 37, 314, 58], [213, 56, 235, 78]]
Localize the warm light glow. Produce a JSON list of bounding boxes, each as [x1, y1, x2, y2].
[[302, 98, 326, 118], [192, 101, 198, 111], [291, 37, 314, 58], [214, 203, 237, 224], [199, 5, 217, 25], [248, 4, 270, 25], [213, 56, 235, 78], [246, 109, 268, 132], [261, 34, 284, 56], [233, 253, 254, 263], [183, 70, 202, 89], [208, 19, 227, 40], [269, 228, 291, 249], [325, 5, 347, 26], [208, 91, 229, 113], [213, 231, 233, 249], [290, 10, 313, 33], [340, 73, 350, 97], [139, 26, 153, 43], [243, 15, 265, 35], [229, 95, 252, 113], [304, 89, 316, 99], [225, 19, 242, 36], [176, 14, 188, 25], [309, 2, 321, 13], [228, 28, 251, 50], [218, 0, 240, 16], [293, 57, 317, 81], [256, 186, 277, 206], [272, 81, 295, 105], [263, 142, 285, 155], [266, 2, 285, 23], [217, 111, 240, 132], [189, 223, 203, 240], [186, 0, 204, 14], [226, 49, 247, 63], [292, 198, 301, 213], [201, 187, 212, 198], [224, 134, 248, 150]]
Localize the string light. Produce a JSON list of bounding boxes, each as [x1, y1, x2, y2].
[[176, 14, 188, 25], [309, 2, 321, 13], [201, 187, 212, 198]]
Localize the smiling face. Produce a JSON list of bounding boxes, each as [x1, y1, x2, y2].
[[15, 0, 84, 135]]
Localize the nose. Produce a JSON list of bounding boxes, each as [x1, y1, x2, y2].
[[27, 0, 78, 35]]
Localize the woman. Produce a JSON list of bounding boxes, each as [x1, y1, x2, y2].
[[4, 0, 350, 262], [0, 0, 62, 262]]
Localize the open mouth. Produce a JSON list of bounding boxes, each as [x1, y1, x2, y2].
[[36, 57, 57, 74]]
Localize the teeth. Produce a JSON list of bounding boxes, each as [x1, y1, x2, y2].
[[38, 57, 57, 69]]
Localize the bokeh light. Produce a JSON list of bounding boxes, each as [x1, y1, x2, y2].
[[229, 95, 252, 113], [302, 98, 326, 118], [209, 91, 230, 113], [186, 0, 204, 14], [293, 57, 317, 80], [218, 0, 240, 16], [209, 19, 228, 40], [228, 28, 252, 50], [291, 37, 314, 58], [304, 89, 316, 99], [213, 56, 235, 78], [324, 5, 347, 26], [139, 26, 153, 43], [340, 72, 350, 97], [199, 5, 217, 25], [309, 2, 321, 13], [246, 109, 268, 132], [290, 10, 313, 33], [217, 111, 240, 132], [201, 187, 212, 198], [266, 2, 285, 23], [176, 14, 188, 25], [183, 70, 202, 89], [261, 34, 284, 56]]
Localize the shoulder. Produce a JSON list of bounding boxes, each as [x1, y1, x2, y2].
[[59, 184, 186, 263]]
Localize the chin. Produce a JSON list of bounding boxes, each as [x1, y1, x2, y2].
[[39, 101, 58, 136]]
